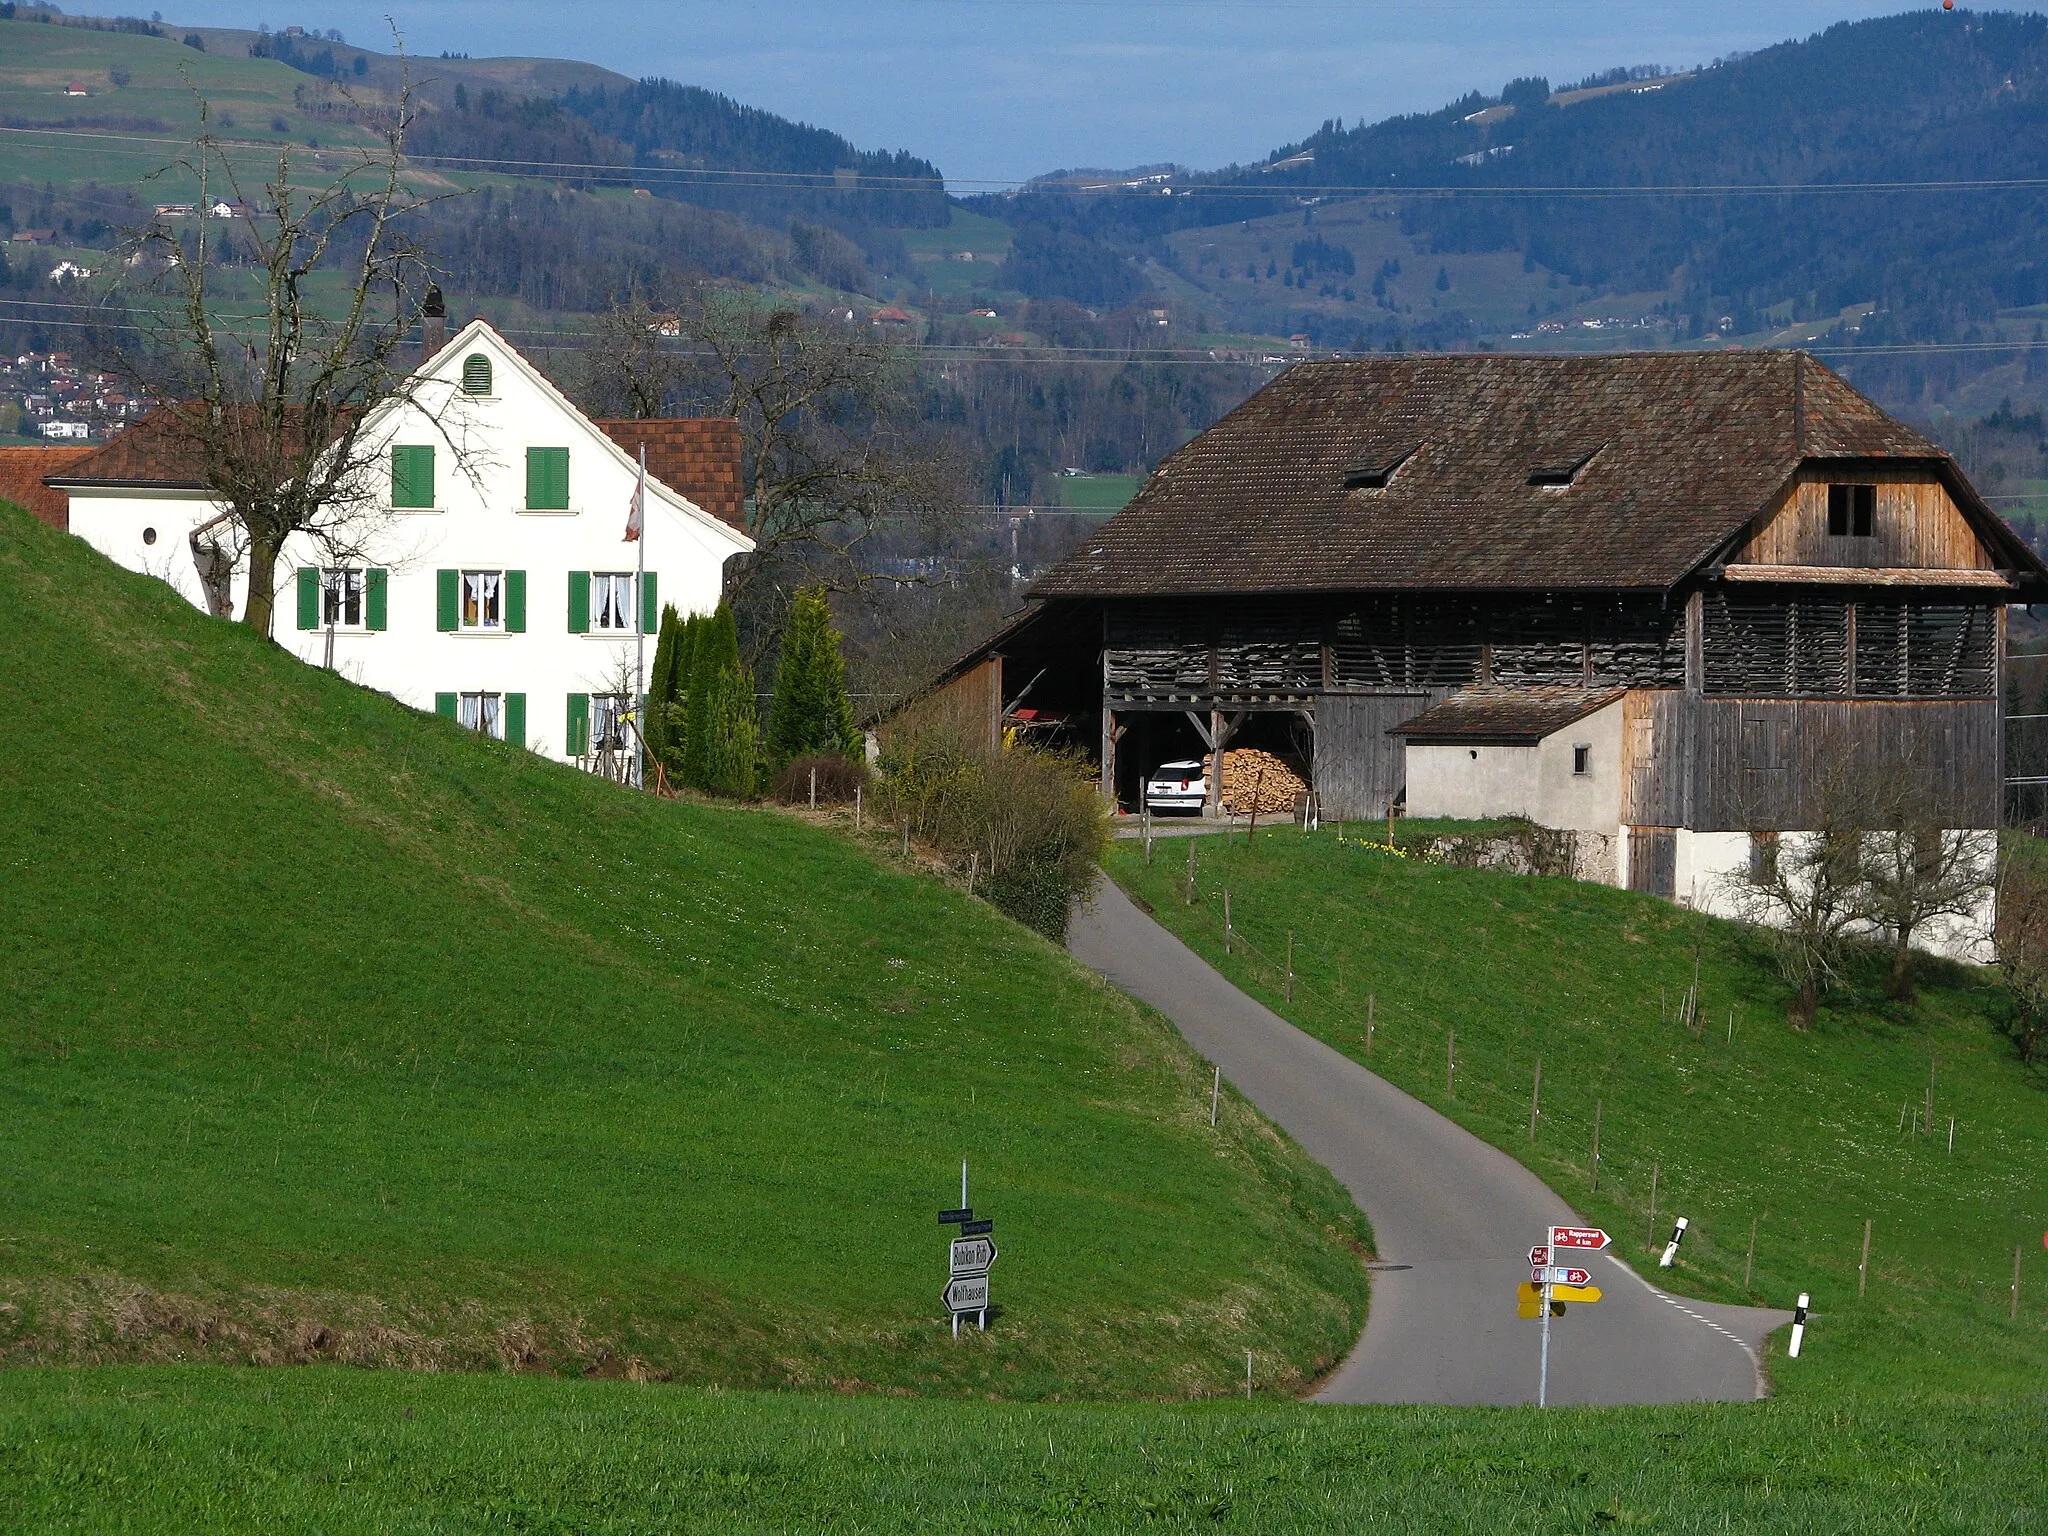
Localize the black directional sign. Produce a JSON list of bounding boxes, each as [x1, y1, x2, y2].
[[959, 1218, 994, 1236], [939, 1208, 974, 1225]]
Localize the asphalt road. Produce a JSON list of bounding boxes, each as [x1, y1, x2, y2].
[[1070, 878, 1793, 1406]]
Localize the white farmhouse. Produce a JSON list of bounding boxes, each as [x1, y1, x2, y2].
[[47, 319, 754, 763]]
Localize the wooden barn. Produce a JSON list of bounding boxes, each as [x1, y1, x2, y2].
[[893, 351, 2046, 913]]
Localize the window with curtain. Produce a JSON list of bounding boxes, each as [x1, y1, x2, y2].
[[461, 570, 503, 630], [592, 572, 634, 631], [458, 692, 503, 738]]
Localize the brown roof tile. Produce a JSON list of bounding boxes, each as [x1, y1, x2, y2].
[[43, 411, 210, 487], [0, 445, 95, 528], [1389, 686, 1629, 744], [1030, 351, 1992, 599], [597, 418, 745, 532]]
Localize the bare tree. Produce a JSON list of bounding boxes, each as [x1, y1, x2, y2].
[[1725, 819, 1866, 1030], [109, 64, 454, 634], [582, 287, 960, 601], [1853, 826, 1995, 1001]]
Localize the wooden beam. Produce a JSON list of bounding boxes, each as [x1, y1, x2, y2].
[[1721, 564, 2015, 589]]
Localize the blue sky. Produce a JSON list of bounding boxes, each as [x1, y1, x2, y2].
[[161, 2, 2008, 182]]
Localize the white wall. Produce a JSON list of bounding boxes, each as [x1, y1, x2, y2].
[[1675, 827, 1996, 963], [62, 322, 751, 765], [1404, 699, 1625, 835]]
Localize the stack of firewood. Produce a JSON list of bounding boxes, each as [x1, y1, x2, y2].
[[1207, 748, 1308, 816]]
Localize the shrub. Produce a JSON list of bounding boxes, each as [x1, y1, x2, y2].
[[682, 602, 758, 798], [765, 587, 858, 771], [643, 603, 694, 781], [772, 753, 867, 806], [877, 732, 1110, 940]]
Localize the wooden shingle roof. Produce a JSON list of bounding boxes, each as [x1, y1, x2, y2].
[[1031, 351, 1984, 599]]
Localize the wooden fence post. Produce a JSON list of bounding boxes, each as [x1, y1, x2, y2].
[[1528, 1058, 1542, 1142], [1285, 931, 1294, 1002], [1646, 1161, 1660, 1252], [1590, 1099, 1602, 1192], [1744, 1212, 1759, 1291], [1446, 1029, 1455, 1099], [1859, 1219, 1873, 1297], [1365, 994, 1375, 1057]]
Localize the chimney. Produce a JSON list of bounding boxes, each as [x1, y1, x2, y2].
[[421, 283, 447, 358]]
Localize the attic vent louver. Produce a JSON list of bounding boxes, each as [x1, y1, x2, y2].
[[1529, 445, 1603, 488], [1343, 444, 1417, 491]]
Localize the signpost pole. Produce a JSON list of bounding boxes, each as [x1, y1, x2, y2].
[[1537, 1277, 1552, 1407]]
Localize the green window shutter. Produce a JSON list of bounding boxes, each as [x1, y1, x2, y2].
[[526, 447, 569, 510], [436, 569, 458, 632], [567, 570, 590, 634], [365, 568, 388, 631], [295, 566, 319, 630], [566, 693, 590, 755], [392, 445, 435, 508], [506, 569, 527, 633], [640, 571, 659, 634], [505, 692, 526, 748], [461, 353, 493, 395], [434, 692, 457, 720]]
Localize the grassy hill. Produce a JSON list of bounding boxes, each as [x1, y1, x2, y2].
[[0, 497, 1370, 1398], [1106, 825, 2048, 1398]]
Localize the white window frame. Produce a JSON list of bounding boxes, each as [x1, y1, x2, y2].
[[591, 693, 633, 752], [461, 569, 504, 631], [592, 572, 636, 633], [458, 691, 504, 739], [322, 566, 365, 629]]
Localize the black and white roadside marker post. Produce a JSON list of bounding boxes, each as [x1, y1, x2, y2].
[[1659, 1216, 1689, 1269], [1788, 1292, 1809, 1358], [939, 1160, 995, 1337]]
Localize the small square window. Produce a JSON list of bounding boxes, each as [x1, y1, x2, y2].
[[1827, 483, 1876, 538], [1572, 743, 1591, 776]]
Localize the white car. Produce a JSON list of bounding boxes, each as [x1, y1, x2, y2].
[[1144, 758, 1208, 815]]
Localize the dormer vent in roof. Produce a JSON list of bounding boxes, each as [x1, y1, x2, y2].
[[1342, 444, 1417, 491], [1528, 445, 1604, 489]]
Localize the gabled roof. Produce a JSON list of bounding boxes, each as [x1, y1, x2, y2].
[[42, 321, 752, 553], [1389, 686, 1627, 745], [1029, 351, 2029, 598], [0, 445, 94, 528]]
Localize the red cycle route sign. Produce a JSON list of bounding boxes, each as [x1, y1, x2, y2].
[[1550, 1226, 1612, 1251]]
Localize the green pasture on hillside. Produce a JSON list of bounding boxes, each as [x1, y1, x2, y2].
[[0, 499, 1368, 1398], [1054, 473, 1142, 513], [0, 1365, 2040, 1533], [1107, 828, 2048, 1398]]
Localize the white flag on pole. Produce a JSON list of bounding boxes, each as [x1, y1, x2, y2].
[[624, 458, 645, 542]]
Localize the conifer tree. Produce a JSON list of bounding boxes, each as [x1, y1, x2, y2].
[[683, 602, 759, 797], [644, 603, 685, 773], [766, 587, 859, 769]]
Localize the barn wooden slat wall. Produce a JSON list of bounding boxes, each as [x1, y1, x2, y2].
[[1734, 472, 1992, 570], [1702, 593, 1998, 698], [1314, 690, 1448, 819]]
